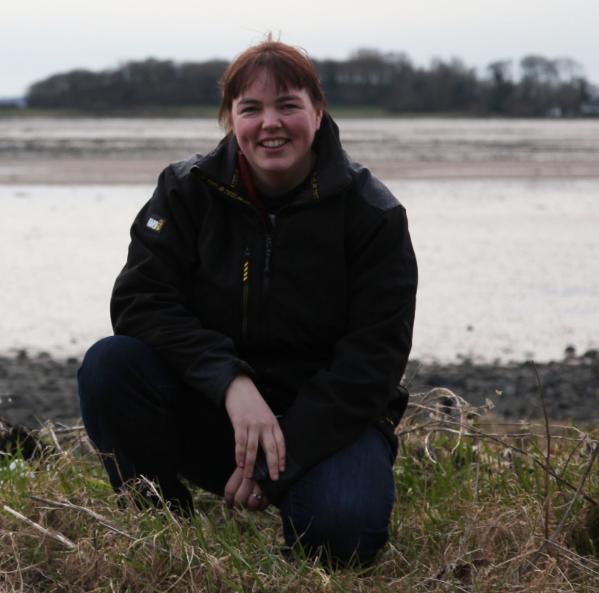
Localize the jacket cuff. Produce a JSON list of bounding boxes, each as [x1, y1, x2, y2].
[[252, 449, 303, 506], [191, 358, 255, 407]]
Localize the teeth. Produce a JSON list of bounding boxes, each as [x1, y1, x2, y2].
[[261, 139, 286, 148]]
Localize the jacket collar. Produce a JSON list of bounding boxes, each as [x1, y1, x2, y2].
[[191, 112, 353, 200]]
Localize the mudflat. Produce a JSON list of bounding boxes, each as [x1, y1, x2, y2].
[[1, 349, 597, 429], [3, 116, 599, 184]]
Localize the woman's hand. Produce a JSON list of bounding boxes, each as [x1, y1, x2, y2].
[[224, 466, 269, 511], [224, 375, 286, 481]]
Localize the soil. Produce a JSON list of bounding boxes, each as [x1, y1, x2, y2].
[[1, 348, 597, 430]]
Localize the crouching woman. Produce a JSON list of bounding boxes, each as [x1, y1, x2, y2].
[[78, 37, 417, 566]]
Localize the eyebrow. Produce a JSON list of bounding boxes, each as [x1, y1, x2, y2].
[[236, 94, 303, 106]]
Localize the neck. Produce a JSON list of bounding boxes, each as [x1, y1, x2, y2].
[[253, 152, 316, 197]]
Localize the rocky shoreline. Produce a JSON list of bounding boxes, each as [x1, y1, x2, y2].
[[0, 348, 597, 429]]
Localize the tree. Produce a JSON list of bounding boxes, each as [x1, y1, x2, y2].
[[486, 60, 515, 114]]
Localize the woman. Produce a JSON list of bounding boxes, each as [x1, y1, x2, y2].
[[78, 38, 417, 565]]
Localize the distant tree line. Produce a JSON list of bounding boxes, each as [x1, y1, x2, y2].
[[26, 50, 599, 116]]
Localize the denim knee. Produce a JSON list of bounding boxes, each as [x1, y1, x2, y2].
[[78, 335, 181, 490], [78, 335, 152, 408], [279, 429, 395, 565], [282, 490, 391, 565]]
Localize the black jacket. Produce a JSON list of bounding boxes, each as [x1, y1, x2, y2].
[[110, 113, 418, 504]]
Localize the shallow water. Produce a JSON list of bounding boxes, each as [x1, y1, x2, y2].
[[2, 180, 598, 362]]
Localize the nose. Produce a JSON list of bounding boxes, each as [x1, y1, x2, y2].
[[261, 108, 282, 129]]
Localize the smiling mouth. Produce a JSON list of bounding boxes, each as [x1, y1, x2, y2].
[[259, 139, 288, 148]]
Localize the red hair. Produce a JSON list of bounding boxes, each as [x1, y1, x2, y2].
[[218, 37, 326, 129]]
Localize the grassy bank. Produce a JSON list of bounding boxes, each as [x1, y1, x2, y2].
[[1, 389, 598, 592]]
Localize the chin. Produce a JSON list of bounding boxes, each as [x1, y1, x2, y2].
[[257, 161, 294, 175]]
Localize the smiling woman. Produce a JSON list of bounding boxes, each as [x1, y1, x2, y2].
[[77, 36, 418, 566], [229, 76, 322, 195], [219, 39, 326, 195]]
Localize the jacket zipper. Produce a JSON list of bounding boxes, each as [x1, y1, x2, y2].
[[264, 232, 273, 296], [242, 247, 251, 342], [196, 170, 275, 342]]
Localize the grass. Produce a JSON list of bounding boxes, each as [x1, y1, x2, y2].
[[1, 389, 598, 592]]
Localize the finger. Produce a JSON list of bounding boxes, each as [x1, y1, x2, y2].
[[247, 483, 267, 511], [273, 424, 286, 473], [261, 431, 280, 481], [234, 478, 253, 508], [224, 467, 243, 508], [243, 428, 259, 479], [235, 424, 248, 468], [247, 487, 262, 511], [252, 484, 269, 511]]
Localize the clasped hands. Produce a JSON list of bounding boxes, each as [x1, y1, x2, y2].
[[223, 375, 285, 511]]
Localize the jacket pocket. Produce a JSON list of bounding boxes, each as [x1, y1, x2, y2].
[[241, 247, 251, 342]]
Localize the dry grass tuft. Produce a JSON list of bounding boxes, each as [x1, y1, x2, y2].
[[1, 388, 598, 592]]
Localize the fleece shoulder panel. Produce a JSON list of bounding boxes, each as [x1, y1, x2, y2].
[[169, 155, 203, 180], [349, 162, 401, 212]]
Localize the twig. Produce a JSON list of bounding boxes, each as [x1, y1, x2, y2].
[[546, 540, 599, 578], [423, 431, 438, 465], [140, 475, 180, 526], [10, 532, 24, 591], [558, 439, 585, 481], [3, 504, 75, 550], [30, 496, 131, 539], [423, 421, 598, 507], [532, 361, 552, 542], [548, 439, 599, 544], [50, 425, 85, 434], [30, 495, 182, 561], [395, 420, 437, 438], [45, 423, 63, 454], [492, 547, 540, 569]]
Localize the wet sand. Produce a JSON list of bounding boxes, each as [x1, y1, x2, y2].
[[2, 156, 599, 185], [3, 116, 599, 184], [1, 349, 597, 429]]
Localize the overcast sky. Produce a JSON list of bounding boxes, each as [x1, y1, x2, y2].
[[2, 0, 598, 96]]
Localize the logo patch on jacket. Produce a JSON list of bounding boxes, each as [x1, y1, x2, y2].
[[146, 215, 166, 232]]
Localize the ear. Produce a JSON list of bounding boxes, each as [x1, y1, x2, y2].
[[315, 105, 324, 130]]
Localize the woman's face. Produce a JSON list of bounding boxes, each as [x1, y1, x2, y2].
[[230, 69, 323, 195]]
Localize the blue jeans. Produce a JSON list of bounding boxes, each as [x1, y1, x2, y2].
[[78, 336, 396, 565]]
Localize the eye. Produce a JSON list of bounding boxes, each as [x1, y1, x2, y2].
[[281, 103, 300, 112], [240, 106, 258, 114]]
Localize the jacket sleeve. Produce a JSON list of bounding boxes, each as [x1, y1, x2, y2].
[[255, 204, 417, 504], [110, 165, 253, 407]]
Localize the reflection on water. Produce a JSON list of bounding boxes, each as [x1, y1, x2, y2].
[[1, 180, 598, 362]]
